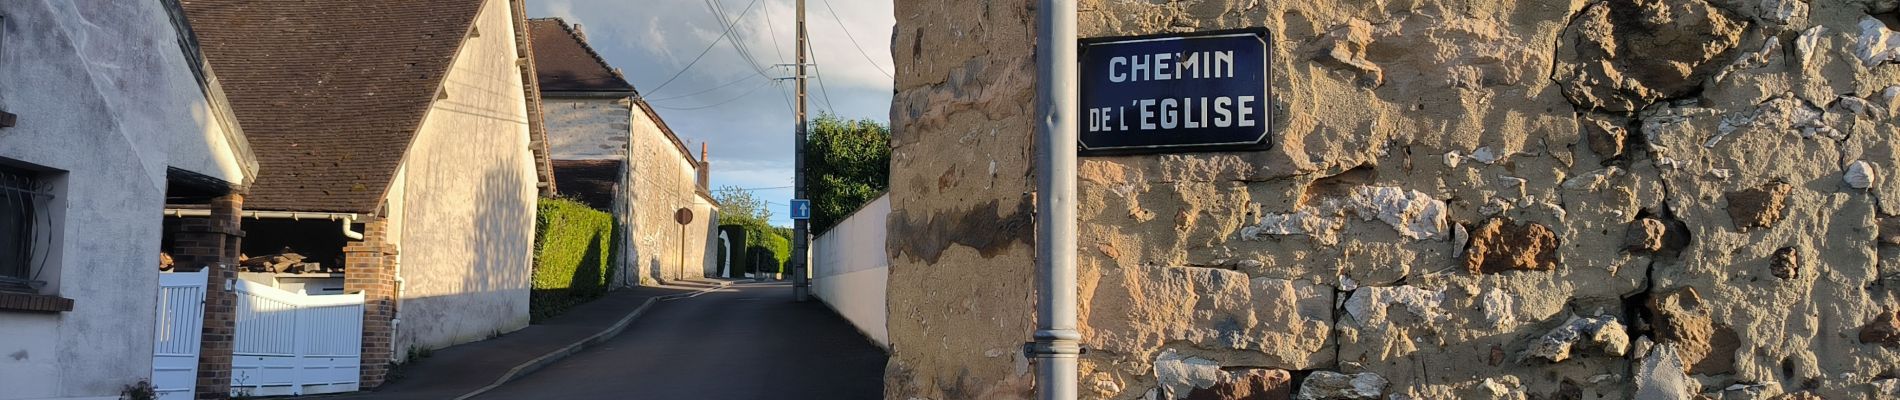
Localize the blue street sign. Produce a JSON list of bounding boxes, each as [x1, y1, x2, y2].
[[1078, 29, 1272, 154], [790, 199, 811, 220]]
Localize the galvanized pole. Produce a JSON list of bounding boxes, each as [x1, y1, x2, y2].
[[1031, 0, 1079, 398], [791, 0, 812, 302]]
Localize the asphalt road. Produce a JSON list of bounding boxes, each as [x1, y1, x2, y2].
[[472, 281, 887, 400]]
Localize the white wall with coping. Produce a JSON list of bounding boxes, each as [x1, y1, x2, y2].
[[0, 1, 249, 398], [812, 194, 891, 349], [390, 0, 536, 355]]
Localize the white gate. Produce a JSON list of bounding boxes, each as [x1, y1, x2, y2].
[[153, 270, 208, 400], [230, 279, 364, 397]]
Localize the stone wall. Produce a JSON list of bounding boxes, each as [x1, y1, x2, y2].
[[888, 0, 1900, 399]]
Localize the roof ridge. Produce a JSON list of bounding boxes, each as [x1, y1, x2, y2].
[[536, 17, 634, 93]]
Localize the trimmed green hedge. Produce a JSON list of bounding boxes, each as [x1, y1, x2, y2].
[[747, 226, 790, 274], [530, 198, 616, 322]]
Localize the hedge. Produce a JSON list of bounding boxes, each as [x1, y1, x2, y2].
[[747, 226, 790, 275], [530, 198, 616, 322]]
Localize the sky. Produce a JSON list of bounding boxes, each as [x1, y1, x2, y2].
[[529, 0, 895, 227]]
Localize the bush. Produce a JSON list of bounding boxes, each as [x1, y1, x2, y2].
[[729, 223, 789, 275], [530, 198, 616, 322]]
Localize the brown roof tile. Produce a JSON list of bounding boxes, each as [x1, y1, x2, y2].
[[179, 0, 486, 213], [553, 159, 621, 211], [528, 18, 634, 92]]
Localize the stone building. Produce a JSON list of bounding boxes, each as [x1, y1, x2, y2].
[[180, 0, 550, 388], [530, 18, 720, 286], [887, 0, 1900, 399], [0, 1, 257, 399]]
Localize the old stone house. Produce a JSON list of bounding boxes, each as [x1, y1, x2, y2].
[[887, 0, 1900, 399], [0, 1, 257, 399], [529, 18, 720, 286], [179, 0, 551, 389]]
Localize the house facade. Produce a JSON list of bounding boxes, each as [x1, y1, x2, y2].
[[0, 1, 256, 399], [180, 0, 547, 388], [530, 19, 720, 286]]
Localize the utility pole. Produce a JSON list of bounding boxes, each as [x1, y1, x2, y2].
[[791, 0, 812, 302], [1031, 0, 1080, 398]]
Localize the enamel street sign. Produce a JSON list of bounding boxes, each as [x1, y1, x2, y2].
[[1078, 30, 1271, 154]]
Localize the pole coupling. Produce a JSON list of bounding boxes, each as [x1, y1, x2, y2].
[[1025, 329, 1085, 358]]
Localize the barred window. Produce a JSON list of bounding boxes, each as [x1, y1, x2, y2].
[[0, 164, 49, 293]]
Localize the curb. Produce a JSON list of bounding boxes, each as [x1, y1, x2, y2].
[[451, 281, 733, 400]]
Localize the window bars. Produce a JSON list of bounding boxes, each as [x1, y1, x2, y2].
[[0, 165, 49, 293]]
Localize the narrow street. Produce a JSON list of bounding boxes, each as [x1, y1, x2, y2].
[[471, 282, 887, 400]]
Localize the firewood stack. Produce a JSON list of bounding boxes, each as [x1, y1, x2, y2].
[[240, 247, 307, 273]]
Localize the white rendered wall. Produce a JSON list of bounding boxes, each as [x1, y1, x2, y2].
[[0, 1, 248, 398], [392, 0, 536, 353], [812, 194, 890, 349]]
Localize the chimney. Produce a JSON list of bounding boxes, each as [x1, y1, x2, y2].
[[697, 143, 711, 191], [572, 23, 586, 42]]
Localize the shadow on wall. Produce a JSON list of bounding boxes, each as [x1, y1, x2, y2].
[[399, 164, 535, 353]]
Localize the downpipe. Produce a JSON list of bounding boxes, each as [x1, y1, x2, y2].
[[1030, 0, 1081, 399]]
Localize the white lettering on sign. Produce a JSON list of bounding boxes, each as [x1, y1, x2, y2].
[[1085, 95, 1259, 133], [1106, 50, 1236, 83]]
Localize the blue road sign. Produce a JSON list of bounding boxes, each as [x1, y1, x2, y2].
[[1078, 29, 1272, 154], [790, 199, 811, 220]]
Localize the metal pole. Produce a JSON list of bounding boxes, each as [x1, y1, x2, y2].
[[791, 0, 812, 302], [1032, 0, 1079, 398]]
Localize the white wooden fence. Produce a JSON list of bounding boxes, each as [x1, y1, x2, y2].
[[153, 270, 209, 400], [230, 279, 364, 397]]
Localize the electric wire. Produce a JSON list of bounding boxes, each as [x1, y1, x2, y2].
[[642, 0, 764, 97], [650, 78, 777, 110], [807, 41, 840, 114], [817, 0, 893, 78], [644, 72, 763, 102], [707, 0, 772, 77]]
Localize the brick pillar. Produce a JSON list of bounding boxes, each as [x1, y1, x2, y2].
[[344, 218, 397, 388], [167, 194, 243, 400]]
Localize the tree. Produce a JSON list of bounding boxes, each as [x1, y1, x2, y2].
[[714, 185, 772, 227], [807, 114, 890, 233]]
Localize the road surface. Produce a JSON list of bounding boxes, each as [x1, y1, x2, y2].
[[472, 281, 887, 400]]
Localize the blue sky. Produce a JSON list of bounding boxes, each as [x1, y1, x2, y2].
[[529, 0, 894, 227]]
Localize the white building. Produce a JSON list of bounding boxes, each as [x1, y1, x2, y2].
[[0, 1, 257, 398], [530, 19, 720, 285]]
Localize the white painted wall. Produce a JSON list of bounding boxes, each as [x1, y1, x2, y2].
[[391, 0, 536, 354], [0, 1, 249, 398], [544, 96, 717, 287], [621, 102, 718, 284], [544, 98, 631, 161], [812, 194, 890, 349]]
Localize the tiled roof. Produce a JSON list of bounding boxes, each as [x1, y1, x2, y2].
[[528, 18, 634, 92], [553, 159, 622, 211], [178, 0, 486, 213]]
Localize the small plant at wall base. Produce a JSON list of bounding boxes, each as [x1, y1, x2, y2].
[[806, 114, 890, 234], [120, 381, 156, 400], [530, 198, 617, 322]]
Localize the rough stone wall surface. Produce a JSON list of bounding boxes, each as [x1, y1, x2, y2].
[[888, 0, 1900, 399]]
